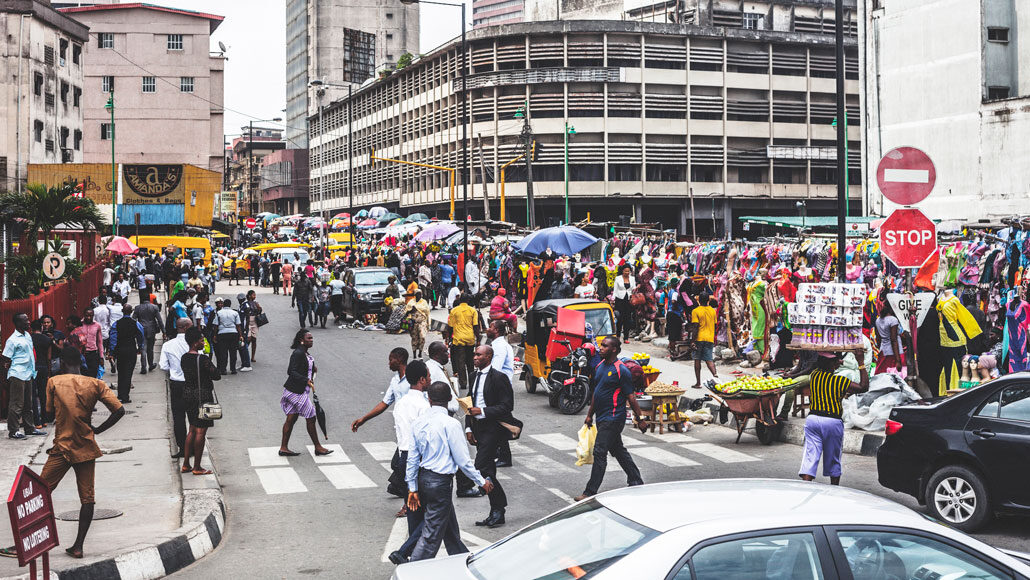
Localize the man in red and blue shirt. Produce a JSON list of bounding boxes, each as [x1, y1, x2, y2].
[[575, 336, 645, 501]]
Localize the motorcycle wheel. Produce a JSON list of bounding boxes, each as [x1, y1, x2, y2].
[[548, 388, 560, 408], [558, 377, 590, 415]]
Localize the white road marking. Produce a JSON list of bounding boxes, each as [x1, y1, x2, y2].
[[306, 444, 349, 463], [638, 429, 698, 442], [516, 453, 576, 474], [248, 447, 288, 467], [380, 511, 494, 563], [621, 437, 645, 446], [567, 453, 621, 472], [884, 168, 930, 183], [521, 472, 537, 482], [255, 467, 308, 494], [508, 440, 533, 455], [531, 433, 579, 451], [380, 462, 393, 473], [363, 441, 396, 462], [632, 446, 701, 467], [319, 464, 377, 489], [547, 488, 575, 504], [680, 443, 760, 463]]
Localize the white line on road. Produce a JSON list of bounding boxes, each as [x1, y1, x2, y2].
[[306, 444, 349, 463], [679, 443, 760, 463], [380, 462, 393, 473], [363, 441, 396, 462], [884, 168, 930, 183], [632, 446, 701, 467], [521, 472, 537, 482], [248, 447, 288, 467], [516, 453, 577, 474], [547, 488, 575, 504], [319, 464, 377, 489], [567, 453, 621, 472], [531, 433, 579, 451], [380, 515, 493, 563], [638, 429, 699, 443], [255, 467, 308, 494]]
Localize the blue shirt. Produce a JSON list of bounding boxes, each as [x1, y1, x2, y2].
[[172, 301, 188, 320], [381, 372, 409, 405], [405, 406, 485, 491], [591, 360, 633, 423], [440, 264, 455, 284], [3, 330, 36, 381]]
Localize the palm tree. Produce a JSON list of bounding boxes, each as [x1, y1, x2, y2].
[[0, 183, 105, 252]]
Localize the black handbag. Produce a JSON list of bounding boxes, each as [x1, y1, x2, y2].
[[255, 312, 270, 327]]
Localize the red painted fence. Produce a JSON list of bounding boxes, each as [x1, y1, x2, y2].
[[0, 261, 105, 339]]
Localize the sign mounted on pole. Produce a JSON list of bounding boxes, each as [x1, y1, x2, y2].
[[245, 217, 257, 229], [6, 465, 58, 572], [42, 253, 65, 280], [876, 147, 936, 206], [887, 292, 937, 327], [879, 208, 937, 269]]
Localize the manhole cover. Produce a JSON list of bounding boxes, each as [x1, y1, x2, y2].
[[56, 508, 123, 521]]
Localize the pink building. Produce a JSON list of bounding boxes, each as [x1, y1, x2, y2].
[[472, 0, 524, 28], [58, 3, 225, 174]]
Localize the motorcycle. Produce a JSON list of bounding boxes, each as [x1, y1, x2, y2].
[[546, 339, 593, 415]]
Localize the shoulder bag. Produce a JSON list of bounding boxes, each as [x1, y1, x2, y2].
[[196, 356, 223, 421], [255, 311, 270, 327]]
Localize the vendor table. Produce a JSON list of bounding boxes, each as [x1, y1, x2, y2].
[[642, 393, 687, 434]]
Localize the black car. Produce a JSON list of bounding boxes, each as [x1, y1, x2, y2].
[[877, 373, 1030, 531], [340, 267, 394, 321]]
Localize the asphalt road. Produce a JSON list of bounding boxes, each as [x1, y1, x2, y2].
[[173, 285, 1029, 579]]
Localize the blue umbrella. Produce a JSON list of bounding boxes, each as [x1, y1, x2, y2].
[[515, 226, 598, 257]]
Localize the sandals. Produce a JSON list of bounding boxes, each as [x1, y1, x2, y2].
[[180, 465, 192, 473], [192, 469, 213, 476]]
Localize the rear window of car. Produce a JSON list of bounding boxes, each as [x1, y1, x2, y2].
[[354, 271, 392, 286]]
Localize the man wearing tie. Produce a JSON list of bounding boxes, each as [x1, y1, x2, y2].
[[487, 321, 515, 468], [465, 344, 515, 528]]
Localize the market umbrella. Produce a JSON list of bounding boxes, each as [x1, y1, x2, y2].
[[515, 225, 598, 257], [377, 212, 402, 226], [261, 213, 281, 222], [332, 212, 351, 220], [105, 236, 138, 254], [404, 213, 430, 223], [368, 206, 389, 219], [357, 218, 379, 228], [415, 222, 459, 241], [386, 217, 404, 227], [355, 209, 369, 219]]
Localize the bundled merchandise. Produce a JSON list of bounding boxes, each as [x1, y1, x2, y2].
[[788, 283, 866, 349]]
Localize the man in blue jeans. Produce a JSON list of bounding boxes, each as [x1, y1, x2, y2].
[[575, 336, 645, 501]]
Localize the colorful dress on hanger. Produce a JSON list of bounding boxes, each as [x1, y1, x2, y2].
[[936, 294, 983, 396], [1005, 299, 1030, 373], [747, 279, 768, 354]]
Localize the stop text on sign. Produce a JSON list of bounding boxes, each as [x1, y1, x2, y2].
[[882, 229, 934, 246]]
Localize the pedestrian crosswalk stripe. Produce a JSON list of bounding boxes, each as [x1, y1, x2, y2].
[[531, 433, 579, 451], [363, 441, 396, 462], [248, 447, 288, 467], [621, 437, 645, 446], [680, 443, 759, 463], [508, 440, 533, 455], [567, 453, 621, 472], [380, 518, 492, 563], [319, 465, 377, 489], [515, 453, 576, 474], [633, 446, 701, 467], [306, 444, 349, 463], [638, 430, 699, 443], [547, 487, 575, 504], [255, 467, 308, 494], [380, 462, 393, 473]]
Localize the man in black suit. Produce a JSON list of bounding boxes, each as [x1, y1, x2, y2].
[[465, 344, 517, 528]]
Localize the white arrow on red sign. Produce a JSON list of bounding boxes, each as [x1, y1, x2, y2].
[[876, 147, 936, 206]]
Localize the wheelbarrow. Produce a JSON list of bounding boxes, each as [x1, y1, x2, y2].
[[705, 386, 785, 445]]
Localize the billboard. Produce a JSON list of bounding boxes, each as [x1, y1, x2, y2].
[[122, 164, 185, 204], [26, 164, 115, 206], [220, 190, 237, 215]]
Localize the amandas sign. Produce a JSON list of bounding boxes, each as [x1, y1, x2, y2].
[[123, 164, 186, 205]]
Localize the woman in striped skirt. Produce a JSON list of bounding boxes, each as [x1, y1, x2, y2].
[[278, 329, 333, 457]]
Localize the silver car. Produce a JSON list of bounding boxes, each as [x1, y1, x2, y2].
[[392, 479, 1030, 579]]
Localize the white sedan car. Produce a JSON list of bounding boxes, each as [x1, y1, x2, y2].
[[393, 479, 1030, 580]]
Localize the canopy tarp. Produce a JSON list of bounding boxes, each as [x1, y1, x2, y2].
[[740, 215, 881, 232]]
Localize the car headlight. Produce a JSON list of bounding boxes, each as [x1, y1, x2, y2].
[[358, 293, 370, 301]]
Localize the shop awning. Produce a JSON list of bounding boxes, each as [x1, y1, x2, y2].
[[740, 215, 881, 233]]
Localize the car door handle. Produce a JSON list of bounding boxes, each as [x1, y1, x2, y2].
[[972, 429, 996, 439]]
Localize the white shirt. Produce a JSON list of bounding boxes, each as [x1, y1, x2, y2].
[[491, 336, 515, 381], [382, 372, 409, 405], [112, 280, 131, 298], [102, 268, 115, 287], [469, 367, 490, 421], [394, 388, 430, 451], [159, 334, 190, 381], [329, 279, 345, 296], [94, 304, 112, 338], [465, 261, 482, 294], [447, 286, 461, 309], [574, 284, 596, 298], [426, 358, 461, 416], [214, 308, 241, 334]]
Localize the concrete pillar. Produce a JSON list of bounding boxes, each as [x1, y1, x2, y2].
[[634, 203, 643, 224], [679, 201, 688, 237], [722, 199, 733, 240]]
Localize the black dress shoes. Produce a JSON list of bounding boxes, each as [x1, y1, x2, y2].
[[494, 459, 513, 468], [475, 509, 505, 528], [388, 550, 408, 565], [456, 488, 484, 498]]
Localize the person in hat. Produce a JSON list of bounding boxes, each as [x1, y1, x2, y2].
[[799, 351, 869, 485]]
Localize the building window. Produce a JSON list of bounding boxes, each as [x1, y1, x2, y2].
[[34, 120, 43, 142], [60, 127, 69, 148], [60, 82, 69, 104], [988, 86, 1010, 100], [72, 43, 81, 65], [386, 12, 393, 18], [46, 139, 54, 153], [73, 87, 82, 107], [34, 72, 43, 96], [167, 34, 184, 50], [142, 76, 156, 93], [98, 33, 114, 49], [987, 27, 1009, 42], [44, 46, 54, 66], [100, 123, 113, 141], [74, 129, 82, 150], [59, 39, 68, 66], [180, 76, 194, 92], [102, 75, 114, 93], [743, 13, 764, 30]]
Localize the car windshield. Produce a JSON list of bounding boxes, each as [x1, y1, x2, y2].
[[583, 309, 614, 337], [468, 500, 658, 580], [354, 271, 392, 286]]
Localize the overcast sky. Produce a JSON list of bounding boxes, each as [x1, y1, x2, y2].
[[155, 0, 473, 137]]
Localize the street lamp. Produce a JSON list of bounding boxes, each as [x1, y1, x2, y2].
[[400, 0, 470, 261], [310, 79, 356, 251], [248, 117, 282, 222], [563, 121, 576, 225]]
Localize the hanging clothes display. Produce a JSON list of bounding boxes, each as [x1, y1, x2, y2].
[[935, 293, 984, 396], [1005, 296, 1030, 373]]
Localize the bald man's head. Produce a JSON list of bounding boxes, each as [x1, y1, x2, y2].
[[473, 344, 493, 370], [176, 317, 194, 332]]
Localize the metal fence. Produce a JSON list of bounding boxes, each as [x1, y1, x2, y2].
[[0, 261, 105, 340]]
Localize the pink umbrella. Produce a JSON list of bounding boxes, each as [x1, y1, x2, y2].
[[105, 236, 139, 255], [415, 222, 459, 241]]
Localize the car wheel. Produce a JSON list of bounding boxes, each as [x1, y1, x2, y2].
[[925, 465, 992, 532], [524, 367, 537, 393], [236, 268, 247, 278]]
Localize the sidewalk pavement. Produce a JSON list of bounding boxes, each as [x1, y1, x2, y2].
[[427, 306, 885, 456], [1, 346, 224, 580]]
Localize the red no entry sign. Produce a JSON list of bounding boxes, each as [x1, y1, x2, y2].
[[245, 218, 257, 229], [879, 208, 937, 269], [876, 147, 936, 205]]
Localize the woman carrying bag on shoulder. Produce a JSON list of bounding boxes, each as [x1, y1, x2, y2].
[[181, 326, 220, 475], [279, 329, 333, 457]]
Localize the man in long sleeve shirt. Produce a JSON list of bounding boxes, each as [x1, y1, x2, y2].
[[110, 305, 144, 403], [405, 381, 492, 562], [159, 318, 193, 457], [132, 299, 164, 373]]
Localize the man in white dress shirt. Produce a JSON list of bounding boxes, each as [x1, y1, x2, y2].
[[159, 318, 193, 458], [425, 341, 481, 497], [350, 347, 411, 500]]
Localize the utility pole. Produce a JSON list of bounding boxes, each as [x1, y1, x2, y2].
[[519, 107, 536, 228], [248, 120, 254, 218], [105, 92, 117, 235], [563, 120, 575, 224], [477, 134, 490, 221], [348, 84, 354, 246], [834, 0, 847, 282]]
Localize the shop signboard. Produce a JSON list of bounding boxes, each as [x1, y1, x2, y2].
[[122, 164, 185, 205]]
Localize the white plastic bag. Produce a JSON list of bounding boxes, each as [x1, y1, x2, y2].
[[575, 424, 597, 466]]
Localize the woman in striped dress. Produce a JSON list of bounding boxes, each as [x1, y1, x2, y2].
[[278, 329, 332, 457]]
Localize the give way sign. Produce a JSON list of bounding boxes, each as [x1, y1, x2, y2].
[[879, 208, 937, 269], [887, 292, 938, 327], [876, 147, 936, 206]]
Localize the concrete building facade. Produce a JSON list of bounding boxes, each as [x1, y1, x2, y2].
[[285, 0, 419, 150], [226, 127, 285, 217], [1, 0, 89, 190], [57, 3, 225, 174], [473, 0, 525, 29], [310, 16, 860, 234], [862, 0, 1030, 221], [260, 148, 309, 216]]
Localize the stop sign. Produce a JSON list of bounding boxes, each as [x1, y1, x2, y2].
[[876, 147, 936, 206], [879, 208, 937, 269], [245, 218, 257, 229]]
